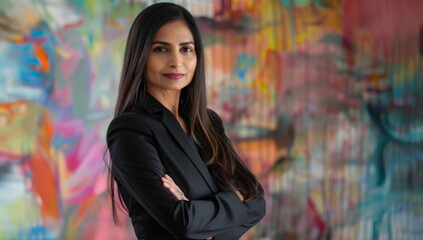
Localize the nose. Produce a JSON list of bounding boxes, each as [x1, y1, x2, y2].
[[168, 52, 182, 69]]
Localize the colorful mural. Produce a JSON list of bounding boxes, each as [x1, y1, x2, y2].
[[0, 0, 422, 239]]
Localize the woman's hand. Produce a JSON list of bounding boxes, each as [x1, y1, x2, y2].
[[162, 174, 189, 201], [162, 175, 213, 238], [235, 190, 244, 201]]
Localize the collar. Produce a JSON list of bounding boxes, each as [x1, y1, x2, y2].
[[141, 93, 165, 114]]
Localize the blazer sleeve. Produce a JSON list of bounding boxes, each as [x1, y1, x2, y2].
[[213, 196, 266, 239], [107, 113, 257, 239]]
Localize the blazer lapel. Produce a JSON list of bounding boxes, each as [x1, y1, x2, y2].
[[161, 110, 219, 193], [142, 94, 219, 193]]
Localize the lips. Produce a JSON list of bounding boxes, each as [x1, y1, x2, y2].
[[162, 73, 186, 80]]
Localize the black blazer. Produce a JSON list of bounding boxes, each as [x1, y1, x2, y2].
[[106, 94, 266, 240]]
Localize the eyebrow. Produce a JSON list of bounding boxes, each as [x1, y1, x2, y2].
[[151, 41, 194, 46]]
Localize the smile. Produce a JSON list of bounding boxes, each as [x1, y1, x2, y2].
[[162, 73, 186, 80]]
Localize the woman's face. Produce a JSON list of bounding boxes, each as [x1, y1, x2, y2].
[[144, 20, 197, 96]]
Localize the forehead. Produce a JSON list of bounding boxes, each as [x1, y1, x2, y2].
[[153, 20, 194, 42]]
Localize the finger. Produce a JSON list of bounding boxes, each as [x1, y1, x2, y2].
[[162, 181, 183, 200], [164, 174, 176, 184], [235, 190, 244, 201], [176, 189, 189, 201], [162, 177, 178, 190], [161, 177, 171, 185], [162, 175, 174, 185], [169, 187, 183, 201], [162, 182, 171, 189], [162, 175, 189, 201], [168, 188, 179, 200], [168, 186, 187, 201]]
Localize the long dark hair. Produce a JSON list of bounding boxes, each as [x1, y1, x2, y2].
[[107, 2, 263, 224]]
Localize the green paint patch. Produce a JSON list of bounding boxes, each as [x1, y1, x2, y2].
[[295, 0, 311, 7]]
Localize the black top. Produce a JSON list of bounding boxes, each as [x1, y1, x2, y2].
[[106, 94, 266, 240]]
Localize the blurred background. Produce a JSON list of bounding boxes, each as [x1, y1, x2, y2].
[[0, 0, 422, 239]]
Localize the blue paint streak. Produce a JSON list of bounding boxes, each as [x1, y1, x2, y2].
[[235, 52, 255, 82], [27, 225, 54, 240], [0, 22, 55, 104]]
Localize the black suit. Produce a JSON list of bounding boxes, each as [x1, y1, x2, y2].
[[106, 94, 266, 240]]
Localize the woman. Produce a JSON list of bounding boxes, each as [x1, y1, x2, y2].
[[106, 3, 265, 239]]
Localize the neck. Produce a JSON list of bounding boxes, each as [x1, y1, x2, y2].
[[148, 90, 180, 117], [147, 90, 189, 133]]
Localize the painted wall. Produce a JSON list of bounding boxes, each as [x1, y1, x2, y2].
[[0, 0, 422, 239]]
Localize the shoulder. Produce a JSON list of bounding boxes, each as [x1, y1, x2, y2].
[[106, 111, 156, 138]]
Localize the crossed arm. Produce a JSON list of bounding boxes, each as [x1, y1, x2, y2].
[[162, 174, 247, 240], [162, 174, 244, 202], [107, 114, 265, 239]]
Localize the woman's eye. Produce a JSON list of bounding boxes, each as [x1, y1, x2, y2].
[[181, 46, 194, 53], [153, 46, 167, 53]]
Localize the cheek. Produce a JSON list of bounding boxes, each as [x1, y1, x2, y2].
[[146, 56, 163, 72], [188, 58, 197, 73]]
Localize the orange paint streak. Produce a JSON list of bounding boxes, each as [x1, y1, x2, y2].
[[364, 74, 387, 83], [28, 109, 59, 219], [38, 111, 54, 155], [0, 103, 14, 125], [29, 149, 60, 219], [32, 42, 51, 72], [11, 35, 26, 43], [0, 100, 28, 120], [237, 138, 278, 176], [208, 44, 236, 73]]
